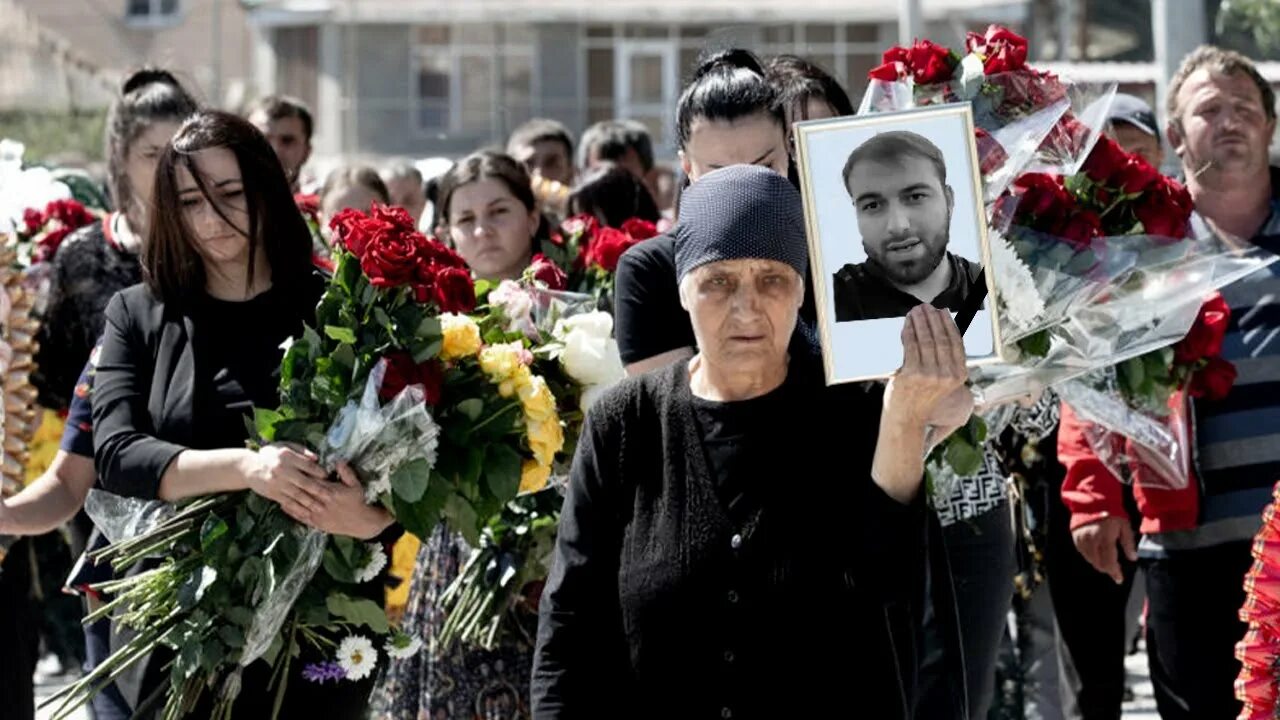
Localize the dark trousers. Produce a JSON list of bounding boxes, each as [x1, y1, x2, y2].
[[917, 502, 1017, 719], [1142, 540, 1253, 720], [0, 540, 39, 720], [1044, 488, 1140, 720]]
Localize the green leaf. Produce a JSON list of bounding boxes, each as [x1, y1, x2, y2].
[[200, 517, 230, 558], [1121, 357, 1146, 396], [331, 342, 357, 372], [457, 398, 484, 422], [177, 638, 201, 679], [326, 592, 390, 634], [199, 638, 225, 672], [412, 337, 444, 364], [1016, 331, 1051, 358], [325, 325, 358, 344], [373, 306, 394, 333], [484, 443, 522, 501], [178, 566, 219, 610], [944, 438, 983, 477], [337, 252, 361, 295], [391, 458, 432, 503], [254, 408, 284, 441], [444, 494, 481, 546], [323, 548, 356, 584]]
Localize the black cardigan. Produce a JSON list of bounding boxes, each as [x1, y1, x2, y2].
[[531, 357, 930, 718]]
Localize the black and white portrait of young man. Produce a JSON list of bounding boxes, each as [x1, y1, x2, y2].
[[794, 105, 998, 383], [833, 130, 984, 322]]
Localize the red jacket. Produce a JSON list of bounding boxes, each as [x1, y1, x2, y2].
[[1058, 400, 1199, 535]]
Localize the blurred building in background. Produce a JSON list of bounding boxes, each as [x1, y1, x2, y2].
[[0, 0, 1278, 166]]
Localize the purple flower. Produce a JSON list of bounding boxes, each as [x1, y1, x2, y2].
[[301, 661, 346, 684]]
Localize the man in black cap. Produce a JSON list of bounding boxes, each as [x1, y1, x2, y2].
[[832, 130, 983, 322], [1106, 93, 1164, 169]]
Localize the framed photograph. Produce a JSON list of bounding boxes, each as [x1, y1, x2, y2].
[[793, 103, 1006, 384]]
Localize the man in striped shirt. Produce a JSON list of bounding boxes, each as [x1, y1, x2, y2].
[[1060, 46, 1280, 720]]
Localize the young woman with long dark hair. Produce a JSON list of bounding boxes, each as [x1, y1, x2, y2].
[[92, 110, 394, 717]]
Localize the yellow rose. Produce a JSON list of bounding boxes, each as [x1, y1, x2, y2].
[[520, 459, 551, 494], [440, 314, 482, 361], [478, 341, 522, 380], [498, 379, 517, 398], [527, 418, 564, 466], [518, 376, 558, 423]]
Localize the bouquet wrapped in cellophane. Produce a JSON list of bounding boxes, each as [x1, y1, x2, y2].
[[433, 262, 626, 653], [45, 206, 566, 720], [858, 26, 1278, 487]]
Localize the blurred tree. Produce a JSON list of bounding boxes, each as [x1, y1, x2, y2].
[[1216, 0, 1280, 54]]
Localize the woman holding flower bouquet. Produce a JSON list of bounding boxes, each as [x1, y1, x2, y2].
[[91, 110, 394, 717], [532, 165, 972, 718]]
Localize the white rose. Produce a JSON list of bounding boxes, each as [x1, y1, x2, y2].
[[553, 311, 614, 341], [561, 331, 625, 387]]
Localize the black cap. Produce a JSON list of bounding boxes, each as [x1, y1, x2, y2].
[[1107, 93, 1159, 138]]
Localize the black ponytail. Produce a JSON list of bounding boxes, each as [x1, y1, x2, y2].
[[675, 48, 783, 149]]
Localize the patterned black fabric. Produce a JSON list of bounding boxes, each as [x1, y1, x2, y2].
[[673, 165, 809, 282], [33, 217, 140, 411]]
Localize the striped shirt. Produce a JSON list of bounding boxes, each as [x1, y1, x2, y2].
[[1141, 202, 1280, 556]]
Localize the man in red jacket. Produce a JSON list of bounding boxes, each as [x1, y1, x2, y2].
[[1060, 46, 1280, 720]]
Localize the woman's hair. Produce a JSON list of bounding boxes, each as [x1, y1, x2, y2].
[[146, 110, 314, 303], [675, 48, 784, 150], [438, 150, 550, 251], [766, 54, 856, 122], [320, 165, 391, 207], [105, 67, 199, 215], [568, 163, 661, 228]]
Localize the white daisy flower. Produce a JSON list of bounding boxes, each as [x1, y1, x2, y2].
[[354, 543, 388, 584], [385, 632, 424, 660], [336, 635, 377, 681]]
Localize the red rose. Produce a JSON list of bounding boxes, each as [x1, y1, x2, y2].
[[1134, 178, 1193, 240], [329, 208, 372, 256], [360, 228, 420, 289], [560, 214, 599, 240], [1058, 210, 1102, 248], [34, 227, 72, 263], [975, 128, 1008, 175], [620, 217, 659, 241], [294, 192, 320, 216], [529, 253, 568, 290], [45, 199, 93, 229], [379, 353, 444, 406], [433, 266, 476, 314], [379, 352, 420, 402], [22, 208, 44, 233], [868, 62, 904, 82], [1082, 136, 1129, 183], [1112, 156, 1162, 195], [585, 227, 637, 273], [971, 26, 1029, 74], [1041, 115, 1090, 160], [369, 204, 418, 232], [1189, 356, 1237, 401], [1175, 294, 1231, 364], [1012, 173, 1073, 230], [312, 253, 335, 273], [882, 46, 911, 65], [908, 40, 956, 85]]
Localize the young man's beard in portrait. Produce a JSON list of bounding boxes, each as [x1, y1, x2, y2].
[[863, 217, 950, 287]]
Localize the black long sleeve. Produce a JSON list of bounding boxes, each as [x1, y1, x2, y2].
[[531, 401, 634, 718], [91, 292, 187, 500]]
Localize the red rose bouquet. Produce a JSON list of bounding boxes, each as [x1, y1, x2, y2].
[[48, 206, 565, 720], [14, 198, 98, 265], [540, 213, 660, 302]]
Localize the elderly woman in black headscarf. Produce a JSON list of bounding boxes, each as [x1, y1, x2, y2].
[[530, 165, 973, 718]]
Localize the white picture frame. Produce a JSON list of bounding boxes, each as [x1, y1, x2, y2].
[[793, 103, 1007, 384]]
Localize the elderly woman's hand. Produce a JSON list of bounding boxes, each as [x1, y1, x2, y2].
[[884, 305, 972, 431]]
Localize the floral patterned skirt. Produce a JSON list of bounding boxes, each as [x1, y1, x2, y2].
[[369, 526, 535, 720]]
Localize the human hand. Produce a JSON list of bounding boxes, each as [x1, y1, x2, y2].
[[884, 305, 972, 431], [300, 461, 394, 540], [243, 444, 333, 521], [1072, 516, 1137, 584]]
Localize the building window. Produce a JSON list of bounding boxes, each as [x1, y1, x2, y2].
[[412, 24, 535, 141], [126, 0, 179, 22]]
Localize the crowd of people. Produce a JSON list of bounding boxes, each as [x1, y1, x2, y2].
[[0, 34, 1276, 720]]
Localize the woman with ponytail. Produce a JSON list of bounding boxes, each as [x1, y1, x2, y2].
[[0, 67, 197, 720], [613, 49, 796, 377]]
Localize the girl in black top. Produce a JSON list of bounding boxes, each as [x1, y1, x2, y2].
[[612, 49, 798, 376], [92, 110, 393, 717]]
